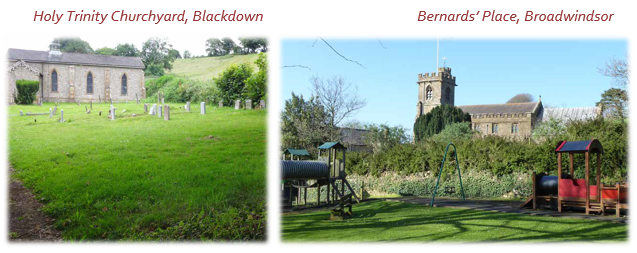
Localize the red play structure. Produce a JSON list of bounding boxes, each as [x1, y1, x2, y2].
[[521, 139, 628, 216]]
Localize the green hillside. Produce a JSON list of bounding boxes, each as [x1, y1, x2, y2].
[[168, 54, 262, 81]]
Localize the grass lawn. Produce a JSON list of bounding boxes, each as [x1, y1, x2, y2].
[[282, 200, 627, 242], [168, 54, 262, 81], [9, 102, 266, 241]]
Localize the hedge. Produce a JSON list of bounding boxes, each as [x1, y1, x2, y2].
[[15, 79, 39, 104]]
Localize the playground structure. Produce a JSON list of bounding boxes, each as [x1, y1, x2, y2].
[[281, 142, 360, 220], [282, 148, 311, 160], [430, 143, 466, 207], [521, 139, 628, 216]]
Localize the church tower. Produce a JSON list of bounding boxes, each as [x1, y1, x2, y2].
[[416, 67, 457, 120]]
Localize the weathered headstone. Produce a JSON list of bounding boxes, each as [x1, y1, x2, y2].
[[235, 100, 241, 110], [162, 98, 165, 104], [219, 100, 223, 108], [144, 103, 148, 113], [49, 108, 53, 118], [200, 102, 206, 114], [19, 110, 23, 116], [53, 105, 57, 115], [245, 99, 252, 110], [110, 107, 116, 120], [86, 109, 91, 114], [164, 105, 170, 121], [90, 101, 93, 110], [260, 100, 266, 109], [185, 102, 191, 112], [60, 110, 64, 122], [149, 104, 156, 115], [158, 105, 163, 118], [85, 106, 88, 112]]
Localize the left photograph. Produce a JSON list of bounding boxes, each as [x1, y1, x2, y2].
[[6, 36, 268, 241]]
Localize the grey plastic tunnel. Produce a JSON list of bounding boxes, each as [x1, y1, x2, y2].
[[281, 160, 329, 180]]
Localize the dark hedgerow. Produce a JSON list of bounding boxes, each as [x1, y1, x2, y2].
[[15, 79, 40, 105], [414, 104, 471, 142]]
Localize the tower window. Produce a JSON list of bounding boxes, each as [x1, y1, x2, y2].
[[87, 72, 93, 94], [426, 86, 433, 100], [474, 124, 481, 132], [121, 74, 128, 95], [51, 70, 58, 92], [445, 87, 451, 102], [511, 123, 519, 134], [492, 124, 499, 134]]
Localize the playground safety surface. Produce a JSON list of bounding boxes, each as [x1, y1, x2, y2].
[[385, 197, 627, 224]]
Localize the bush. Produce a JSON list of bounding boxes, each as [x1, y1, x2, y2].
[[15, 80, 39, 104], [144, 75, 216, 103], [414, 104, 471, 142], [215, 63, 254, 104]]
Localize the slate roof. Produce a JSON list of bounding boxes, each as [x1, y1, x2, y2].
[[458, 102, 541, 115], [7, 48, 144, 69], [540, 107, 601, 122]]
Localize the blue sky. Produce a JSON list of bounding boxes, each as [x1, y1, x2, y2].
[[281, 39, 627, 130]]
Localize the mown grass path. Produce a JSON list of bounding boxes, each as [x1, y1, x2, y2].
[[9, 102, 266, 241], [282, 200, 627, 242]]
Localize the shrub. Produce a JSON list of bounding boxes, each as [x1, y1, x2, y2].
[[414, 104, 471, 142], [15, 80, 39, 104], [215, 63, 254, 104]]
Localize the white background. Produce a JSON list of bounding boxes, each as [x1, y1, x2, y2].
[[0, 0, 635, 251]]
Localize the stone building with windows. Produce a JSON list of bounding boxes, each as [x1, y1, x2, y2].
[[415, 67, 601, 139], [6, 43, 145, 104]]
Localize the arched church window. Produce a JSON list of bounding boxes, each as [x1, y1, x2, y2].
[[426, 86, 433, 100], [121, 74, 128, 95], [445, 87, 451, 102], [51, 70, 58, 92], [87, 72, 93, 94]]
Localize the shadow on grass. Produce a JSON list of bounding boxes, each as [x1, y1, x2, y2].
[[282, 200, 627, 242]]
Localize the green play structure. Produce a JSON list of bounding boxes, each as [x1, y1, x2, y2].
[[430, 143, 466, 206]]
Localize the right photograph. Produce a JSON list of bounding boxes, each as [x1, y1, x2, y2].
[[279, 39, 628, 242]]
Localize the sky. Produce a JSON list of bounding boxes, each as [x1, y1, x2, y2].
[[281, 39, 627, 130], [3, 34, 240, 57]]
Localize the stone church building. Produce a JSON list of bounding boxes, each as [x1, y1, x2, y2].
[[416, 67, 601, 139], [6, 43, 145, 104]]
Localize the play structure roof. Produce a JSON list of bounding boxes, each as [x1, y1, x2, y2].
[[283, 148, 311, 156], [555, 139, 604, 154], [318, 142, 346, 150]]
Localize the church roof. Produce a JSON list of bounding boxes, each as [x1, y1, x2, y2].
[[7, 48, 144, 69], [540, 107, 601, 122], [458, 102, 541, 115]]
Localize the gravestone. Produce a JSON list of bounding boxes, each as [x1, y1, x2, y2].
[[245, 100, 252, 110], [219, 100, 223, 108], [149, 104, 156, 115], [90, 101, 93, 110], [200, 102, 206, 114], [60, 110, 64, 122], [260, 100, 266, 109], [185, 101, 191, 112], [164, 105, 170, 121], [85, 106, 88, 112], [162, 98, 165, 104], [144, 103, 148, 113], [53, 105, 57, 115], [110, 107, 116, 120], [49, 108, 53, 118], [19, 110, 23, 116], [158, 105, 163, 118], [235, 100, 241, 110], [158, 93, 161, 104]]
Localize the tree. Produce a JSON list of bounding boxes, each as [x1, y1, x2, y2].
[[215, 63, 254, 103], [205, 38, 224, 56], [599, 57, 628, 88], [413, 104, 471, 142], [239, 37, 267, 53], [14, 80, 39, 104], [244, 53, 268, 103], [54, 37, 93, 54], [597, 88, 628, 119], [141, 37, 174, 76], [532, 118, 567, 141], [183, 50, 192, 59], [363, 124, 410, 154], [507, 93, 535, 103], [281, 93, 331, 157], [310, 75, 367, 140], [113, 43, 140, 57], [221, 37, 236, 54], [432, 122, 475, 143], [169, 49, 182, 59], [95, 47, 116, 55]]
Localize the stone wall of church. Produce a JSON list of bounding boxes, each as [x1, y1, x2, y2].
[[38, 63, 144, 103], [470, 113, 534, 139]]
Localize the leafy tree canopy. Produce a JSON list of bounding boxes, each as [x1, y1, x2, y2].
[[414, 104, 471, 142]]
